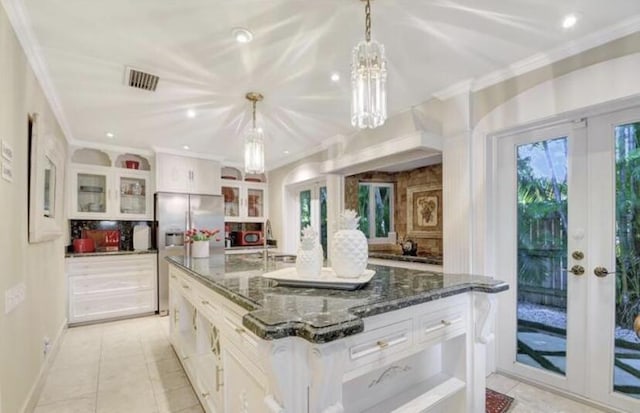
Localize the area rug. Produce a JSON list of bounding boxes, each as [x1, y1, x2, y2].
[[486, 388, 515, 413]]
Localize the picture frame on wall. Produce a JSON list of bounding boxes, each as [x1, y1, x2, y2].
[[28, 113, 65, 243], [406, 184, 443, 238]]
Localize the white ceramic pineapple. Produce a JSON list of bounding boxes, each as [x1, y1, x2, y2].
[[296, 226, 323, 278], [332, 209, 368, 278]]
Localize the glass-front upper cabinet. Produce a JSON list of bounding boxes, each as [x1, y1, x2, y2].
[[222, 184, 241, 218], [247, 188, 264, 218], [76, 171, 108, 215], [68, 149, 154, 220], [118, 174, 150, 218], [220, 167, 268, 222]]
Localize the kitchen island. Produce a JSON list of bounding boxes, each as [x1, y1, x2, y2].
[[166, 254, 507, 413]]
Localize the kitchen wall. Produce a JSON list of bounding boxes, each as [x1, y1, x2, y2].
[[344, 164, 443, 257], [0, 3, 69, 412]]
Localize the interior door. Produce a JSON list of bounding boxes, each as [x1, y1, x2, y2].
[[496, 122, 588, 395], [496, 108, 640, 411]]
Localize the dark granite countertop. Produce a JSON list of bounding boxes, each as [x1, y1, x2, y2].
[[368, 252, 443, 265], [167, 254, 508, 344], [65, 249, 158, 258]]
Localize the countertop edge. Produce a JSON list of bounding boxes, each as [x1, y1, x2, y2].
[[167, 257, 509, 344], [65, 250, 158, 258]]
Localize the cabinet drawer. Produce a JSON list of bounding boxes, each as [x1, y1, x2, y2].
[[417, 305, 466, 345], [67, 255, 156, 277], [220, 308, 260, 366], [196, 291, 220, 320], [70, 272, 155, 295], [347, 320, 413, 370], [69, 289, 155, 323]]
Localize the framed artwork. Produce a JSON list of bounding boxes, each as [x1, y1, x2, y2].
[[28, 113, 65, 243], [406, 184, 442, 237]]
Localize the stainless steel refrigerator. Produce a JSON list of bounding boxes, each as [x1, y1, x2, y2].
[[155, 192, 224, 315]]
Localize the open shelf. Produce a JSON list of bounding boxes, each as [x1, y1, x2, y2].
[[362, 374, 465, 413]]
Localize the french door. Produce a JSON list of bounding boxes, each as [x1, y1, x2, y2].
[[297, 183, 328, 257], [496, 107, 640, 411]]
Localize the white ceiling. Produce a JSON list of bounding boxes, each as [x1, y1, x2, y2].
[[17, 0, 640, 168]]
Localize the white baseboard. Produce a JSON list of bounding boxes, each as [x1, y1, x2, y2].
[[20, 318, 67, 413]]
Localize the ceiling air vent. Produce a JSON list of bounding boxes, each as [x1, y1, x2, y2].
[[125, 67, 159, 92]]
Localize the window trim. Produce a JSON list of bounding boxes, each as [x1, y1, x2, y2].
[[358, 182, 395, 244]]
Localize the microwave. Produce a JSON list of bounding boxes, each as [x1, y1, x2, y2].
[[234, 231, 263, 246]]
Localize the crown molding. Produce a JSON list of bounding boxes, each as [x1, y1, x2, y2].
[[69, 139, 155, 157], [152, 146, 225, 161], [470, 14, 640, 93], [1, 0, 74, 144]]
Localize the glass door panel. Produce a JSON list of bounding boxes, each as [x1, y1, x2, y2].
[[299, 190, 311, 230], [77, 173, 107, 214], [516, 137, 569, 376], [119, 176, 146, 215], [222, 186, 240, 217], [613, 121, 640, 399], [247, 188, 264, 218], [297, 185, 327, 257]]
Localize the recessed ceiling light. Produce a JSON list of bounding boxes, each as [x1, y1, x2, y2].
[[232, 27, 253, 44], [283, 150, 290, 154], [330, 72, 340, 82], [106, 132, 114, 138], [187, 109, 196, 118], [183, 145, 190, 150], [562, 14, 578, 29]]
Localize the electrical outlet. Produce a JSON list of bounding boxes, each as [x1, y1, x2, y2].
[[4, 282, 26, 314]]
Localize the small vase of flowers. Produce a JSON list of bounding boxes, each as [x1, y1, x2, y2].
[[185, 228, 220, 258]]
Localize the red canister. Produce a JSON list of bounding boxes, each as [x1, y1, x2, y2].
[[73, 238, 95, 253]]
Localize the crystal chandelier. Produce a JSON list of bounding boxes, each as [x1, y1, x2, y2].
[[351, 0, 387, 129], [244, 92, 265, 174]]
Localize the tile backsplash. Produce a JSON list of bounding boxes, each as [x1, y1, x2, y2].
[[69, 220, 154, 252]]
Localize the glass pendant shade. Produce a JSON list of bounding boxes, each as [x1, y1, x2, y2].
[[244, 127, 264, 174], [351, 39, 387, 129]]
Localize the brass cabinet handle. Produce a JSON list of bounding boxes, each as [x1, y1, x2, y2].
[[376, 340, 389, 349], [201, 392, 210, 398], [634, 315, 640, 340], [216, 366, 224, 391], [201, 300, 209, 305], [235, 327, 245, 334]]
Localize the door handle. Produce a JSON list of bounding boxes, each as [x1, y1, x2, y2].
[[562, 265, 585, 276], [594, 266, 616, 278], [634, 315, 640, 340]]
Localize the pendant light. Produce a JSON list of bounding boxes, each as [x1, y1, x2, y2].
[[244, 92, 265, 174], [351, 0, 387, 129]]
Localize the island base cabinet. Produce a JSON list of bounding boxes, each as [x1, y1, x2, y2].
[[343, 334, 468, 413], [222, 339, 268, 413]]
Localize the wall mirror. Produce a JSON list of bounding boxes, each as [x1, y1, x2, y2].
[[29, 113, 65, 243]]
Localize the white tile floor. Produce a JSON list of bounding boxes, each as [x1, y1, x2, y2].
[[486, 373, 606, 413], [34, 315, 605, 413], [35, 316, 202, 413]]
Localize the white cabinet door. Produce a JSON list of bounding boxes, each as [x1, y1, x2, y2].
[[69, 165, 112, 219], [156, 153, 220, 195], [156, 153, 191, 193], [222, 340, 268, 413], [191, 157, 221, 195], [114, 170, 153, 220]]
